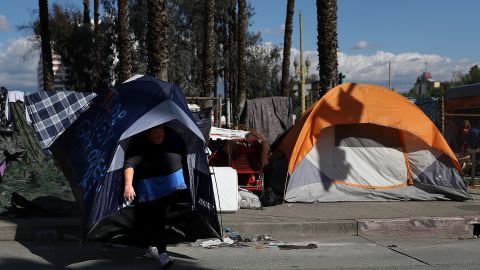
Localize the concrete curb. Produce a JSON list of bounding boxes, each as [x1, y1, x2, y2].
[[0, 218, 81, 241], [2, 216, 480, 241], [223, 220, 358, 239], [357, 216, 480, 239]]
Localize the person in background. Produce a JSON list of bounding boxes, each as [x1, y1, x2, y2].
[[123, 124, 187, 269], [461, 120, 472, 155]]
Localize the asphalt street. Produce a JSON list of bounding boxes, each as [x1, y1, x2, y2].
[[0, 236, 479, 269]]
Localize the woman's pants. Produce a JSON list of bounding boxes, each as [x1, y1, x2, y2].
[[134, 196, 170, 252]]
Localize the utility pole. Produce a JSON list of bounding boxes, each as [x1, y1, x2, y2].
[[388, 61, 392, 90], [299, 11, 305, 113], [226, 97, 231, 128]]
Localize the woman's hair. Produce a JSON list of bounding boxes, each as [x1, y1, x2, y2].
[[141, 124, 165, 138], [146, 124, 164, 132]]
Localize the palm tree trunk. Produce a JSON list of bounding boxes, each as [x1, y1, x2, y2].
[[83, 0, 93, 90], [94, 0, 99, 33], [202, 0, 215, 109], [39, 0, 54, 91], [316, 0, 338, 96], [281, 0, 295, 97], [83, 0, 90, 26], [130, 0, 148, 75], [90, 0, 100, 91], [227, 0, 237, 123], [236, 0, 247, 124], [117, 0, 132, 82], [147, 0, 168, 81], [221, 10, 230, 127]]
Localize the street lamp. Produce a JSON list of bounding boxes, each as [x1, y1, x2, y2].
[[293, 58, 299, 80], [298, 11, 306, 113], [305, 57, 311, 79], [294, 56, 310, 114]]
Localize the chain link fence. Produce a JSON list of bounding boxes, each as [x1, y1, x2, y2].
[[412, 94, 480, 187], [443, 96, 480, 187]]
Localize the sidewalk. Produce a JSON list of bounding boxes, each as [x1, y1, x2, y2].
[[1, 190, 479, 241], [222, 190, 480, 239]]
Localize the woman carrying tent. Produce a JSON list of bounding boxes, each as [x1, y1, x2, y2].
[[123, 124, 186, 268]]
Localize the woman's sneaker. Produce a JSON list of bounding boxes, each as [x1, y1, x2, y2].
[[145, 247, 173, 268], [144, 246, 160, 260], [158, 252, 174, 268]]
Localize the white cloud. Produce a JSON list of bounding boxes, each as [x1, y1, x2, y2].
[[282, 45, 478, 92], [256, 24, 285, 35], [0, 15, 8, 31], [0, 37, 39, 91], [351, 40, 377, 50], [337, 51, 477, 92]]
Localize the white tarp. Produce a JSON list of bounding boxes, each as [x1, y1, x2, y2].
[[209, 127, 248, 141], [210, 167, 238, 212]]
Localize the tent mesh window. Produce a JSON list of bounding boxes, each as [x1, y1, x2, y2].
[[335, 124, 402, 148]]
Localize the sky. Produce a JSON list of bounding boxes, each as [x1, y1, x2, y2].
[[1, 0, 479, 92]]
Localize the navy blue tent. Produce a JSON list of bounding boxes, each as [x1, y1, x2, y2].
[[30, 76, 221, 244]]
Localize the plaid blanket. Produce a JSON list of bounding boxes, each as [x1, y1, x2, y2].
[[25, 91, 97, 149]]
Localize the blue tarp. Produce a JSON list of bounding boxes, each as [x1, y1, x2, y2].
[[415, 97, 440, 125]]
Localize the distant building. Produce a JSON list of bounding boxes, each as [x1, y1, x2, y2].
[[415, 71, 440, 96], [37, 52, 69, 91]]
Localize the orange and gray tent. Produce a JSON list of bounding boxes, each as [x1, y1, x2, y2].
[[273, 83, 470, 202]]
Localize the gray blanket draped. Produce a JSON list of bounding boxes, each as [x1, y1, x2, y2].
[[245, 97, 293, 146]]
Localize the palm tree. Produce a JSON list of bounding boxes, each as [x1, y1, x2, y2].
[[202, 0, 215, 109], [281, 0, 295, 97], [39, 0, 54, 91], [147, 0, 168, 81], [117, 0, 132, 82], [236, 0, 247, 123], [316, 0, 338, 96]]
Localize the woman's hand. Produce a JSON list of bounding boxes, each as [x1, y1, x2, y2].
[[124, 184, 136, 202], [124, 167, 135, 202]]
